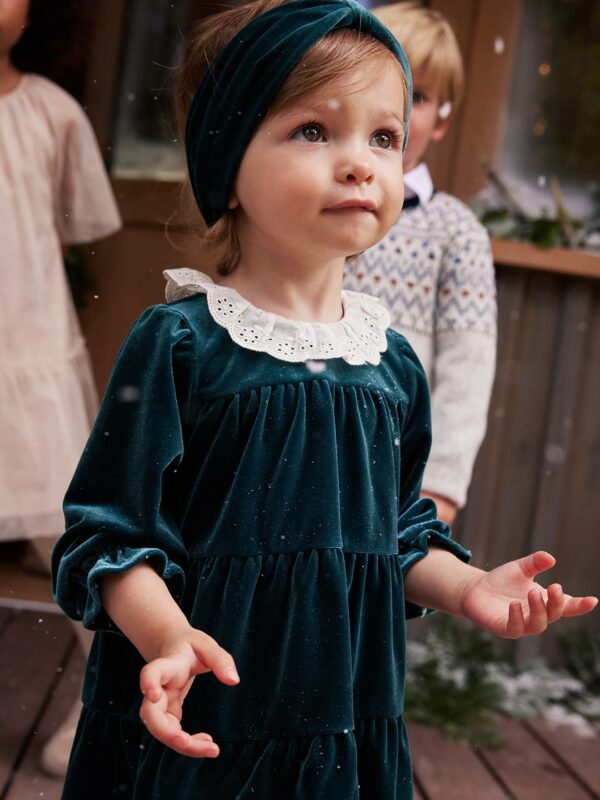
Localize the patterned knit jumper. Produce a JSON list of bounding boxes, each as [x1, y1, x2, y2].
[[345, 179, 497, 507]]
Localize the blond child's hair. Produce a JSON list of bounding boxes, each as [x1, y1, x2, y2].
[[372, 2, 464, 112], [174, 0, 408, 276]]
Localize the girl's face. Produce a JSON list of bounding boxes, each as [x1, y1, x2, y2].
[[0, 0, 29, 56], [230, 60, 406, 264]]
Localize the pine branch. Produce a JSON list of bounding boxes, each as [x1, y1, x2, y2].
[[479, 156, 531, 219]]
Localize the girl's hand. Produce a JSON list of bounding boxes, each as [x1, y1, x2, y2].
[[459, 551, 598, 639], [139, 628, 239, 758]]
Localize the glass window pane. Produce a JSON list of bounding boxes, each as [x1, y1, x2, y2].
[[499, 0, 600, 219], [111, 0, 197, 180]]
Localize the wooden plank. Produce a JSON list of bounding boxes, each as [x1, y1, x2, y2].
[[529, 280, 594, 553], [5, 645, 84, 800], [0, 607, 12, 630], [0, 558, 58, 613], [451, 0, 523, 200], [0, 612, 73, 794], [408, 722, 511, 800], [79, 225, 207, 393], [479, 716, 594, 800], [492, 240, 600, 281], [426, 0, 478, 193], [525, 718, 600, 798], [488, 272, 561, 567], [519, 278, 600, 661], [455, 267, 528, 563], [84, 0, 129, 157]]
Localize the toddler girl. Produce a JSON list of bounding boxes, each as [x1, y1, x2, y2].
[[53, 1, 597, 798]]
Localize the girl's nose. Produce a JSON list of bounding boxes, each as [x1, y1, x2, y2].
[[335, 156, 374, 185]]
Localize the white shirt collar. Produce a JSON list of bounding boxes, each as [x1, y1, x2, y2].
[[403, 163, 434, 206], [163, 269, 391, 366]]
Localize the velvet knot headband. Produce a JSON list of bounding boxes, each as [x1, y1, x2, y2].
[[185, 0, 412, 226]]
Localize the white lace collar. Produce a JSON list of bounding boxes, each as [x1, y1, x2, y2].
[[163, 268, 390, 366]]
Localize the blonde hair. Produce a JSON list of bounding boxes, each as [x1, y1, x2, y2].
[[174, 0, 408, 276], [372, 1, 464, 110]]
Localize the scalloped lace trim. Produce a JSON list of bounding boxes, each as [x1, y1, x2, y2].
[[163, 268, 390, 365]]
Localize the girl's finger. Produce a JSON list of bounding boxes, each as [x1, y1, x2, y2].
[[525, 589, 548, 635], [140, 658, 182, 702], [505, 600, 525, 639], [140, 695, 180, 742], [172, 731, 221, 759], [141, 700, 219, 758], [561, 595, 599, 618], [191, 630, 240, 686], [517, 551, 556, 580], [545, 583, 566, 624]]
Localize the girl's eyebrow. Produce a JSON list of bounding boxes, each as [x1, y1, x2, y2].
[[381, 109, 406, 127], [273, 103, 405, 125]]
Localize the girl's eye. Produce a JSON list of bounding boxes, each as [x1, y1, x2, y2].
[[370, 131, 395, 150], [292, 124, 325, 143], [413, 91, 426, 104]]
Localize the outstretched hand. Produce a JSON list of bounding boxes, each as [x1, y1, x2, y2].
[[460, 551, 598, 639], [139, 629, 239, 758]]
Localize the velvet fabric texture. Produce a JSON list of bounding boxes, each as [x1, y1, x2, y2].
[[186, 0, 412, 225], [53, 295, 470, 799]]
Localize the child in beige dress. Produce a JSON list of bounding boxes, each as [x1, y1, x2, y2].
[[0, 0, 122, 777]]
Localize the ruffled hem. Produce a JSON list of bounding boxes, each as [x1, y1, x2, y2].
[[63, 706, 413, 800], [0, 340, 97, 541]]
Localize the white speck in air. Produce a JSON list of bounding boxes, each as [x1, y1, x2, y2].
[[438, 101, 452, 120]]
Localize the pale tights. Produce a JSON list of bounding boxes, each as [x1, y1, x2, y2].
[[27, 536, 93, 773], [28, 536, 93, 670]]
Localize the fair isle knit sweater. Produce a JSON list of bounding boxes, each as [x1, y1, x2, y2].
[[344, 187, 497, 508]]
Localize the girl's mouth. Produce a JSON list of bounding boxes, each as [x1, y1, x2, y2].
[[325, 199, 377, 213]]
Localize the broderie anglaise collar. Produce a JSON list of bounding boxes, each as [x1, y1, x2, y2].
[[163, 268, 390, 366]]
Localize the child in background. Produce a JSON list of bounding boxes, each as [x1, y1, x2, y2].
[[345, 1, 497, 526], [0, 0, 122, 778], [52, 1, 596, 798]]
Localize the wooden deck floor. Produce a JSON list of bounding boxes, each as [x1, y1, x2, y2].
[[0, 607, 599, 800]]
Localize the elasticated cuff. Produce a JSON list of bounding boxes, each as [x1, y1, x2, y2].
[[79, 546, 185, 631], [398, 529, 472, 619]]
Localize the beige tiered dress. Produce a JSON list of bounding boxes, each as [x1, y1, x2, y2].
[[0, 74, 122, 541]]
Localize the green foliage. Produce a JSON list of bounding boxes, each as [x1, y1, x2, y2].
[[477, 206, 588, 250], [405, 622, 506, 749], [560, 629, 600, 697], [473, 168, 598, 252], [405, 620, 600, 749]]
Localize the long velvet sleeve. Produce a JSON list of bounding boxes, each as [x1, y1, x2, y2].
[[396, 339, 472, 619], [52, 305, 193, 631]]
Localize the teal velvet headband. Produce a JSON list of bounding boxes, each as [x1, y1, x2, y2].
[[185, 0, 412, 226]]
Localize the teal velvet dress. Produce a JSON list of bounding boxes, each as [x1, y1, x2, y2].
[[53, 271, 470, 799]]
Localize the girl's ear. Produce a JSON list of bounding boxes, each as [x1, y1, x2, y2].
[[228, 194, 239, 210]]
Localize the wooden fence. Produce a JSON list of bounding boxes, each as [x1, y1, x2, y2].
[[452, 256, 599, 661]]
